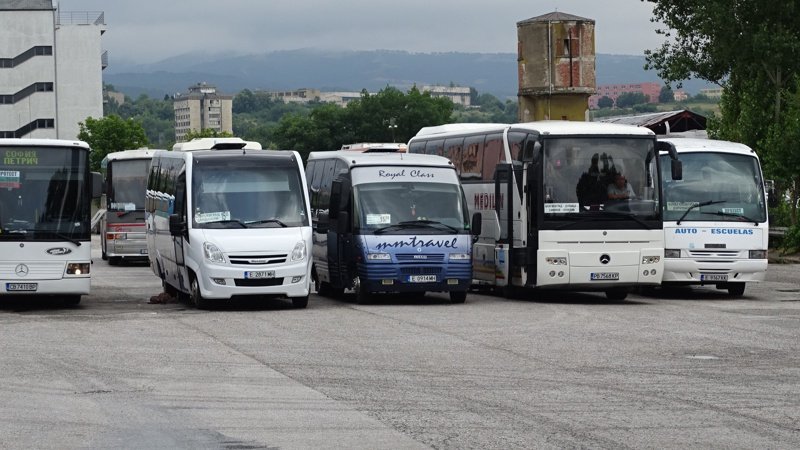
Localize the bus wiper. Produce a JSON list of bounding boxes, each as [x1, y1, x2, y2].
[[204, 219, 248, 228], [700, 210, 759, 225], [676, 200, 727, 225], [35, 231, 82, 246], [246, 219, 288, 228], [401, 219, 459, 233]]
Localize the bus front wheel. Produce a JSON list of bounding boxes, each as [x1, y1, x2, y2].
[[353, 277, 370, 304], [449, 291, 467, 303], [727, 282, 746, 297], [190, 275, 213, 310], [605, 288, 628, 301]]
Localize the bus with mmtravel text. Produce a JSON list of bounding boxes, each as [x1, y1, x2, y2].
[[100, 148, 156, 265], [408, 121, 682, 300], [0, 139, 102, 305], [658, 138, 768, 296]]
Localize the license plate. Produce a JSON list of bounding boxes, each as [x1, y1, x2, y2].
[[245, 270, 275, 279], [408, 275, 437, 283], [590, 272, 619, 281], [701, 274, 728, 282], [6, 283, 38, 292]]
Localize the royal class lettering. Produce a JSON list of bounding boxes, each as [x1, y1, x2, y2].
[[711, 228, 754, 235], [474, 193, 504, 210], [375, 236, 458, 250], [674, 228, 698, 234], [378, 169, 435, 180]]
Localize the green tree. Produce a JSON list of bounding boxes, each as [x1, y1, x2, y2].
[[645, 0, 800, 223], [597, 96, 614, 109], [77, 115, 148, 171], [615, 92, 649, 108], [658, 85, 674, 103]]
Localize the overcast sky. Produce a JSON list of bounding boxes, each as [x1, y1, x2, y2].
[[59, 0, 664, 64]]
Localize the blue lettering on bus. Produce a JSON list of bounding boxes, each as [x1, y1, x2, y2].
[[711, 228, 754, 235], [674, 228, 698, 234], [374, 236, 459, 250]]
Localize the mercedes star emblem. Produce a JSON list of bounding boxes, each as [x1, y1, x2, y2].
[[15, 264, 29, 277]]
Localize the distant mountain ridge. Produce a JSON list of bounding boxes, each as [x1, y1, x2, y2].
[[105, 49, 713, 100]]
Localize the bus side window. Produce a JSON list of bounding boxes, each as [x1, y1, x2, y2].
[[444, 137, 464, 175], [408, 140, 425, 154], [462, 135, 484, 180], [425, 139, 444, 156], [482, 133, 504, 181]]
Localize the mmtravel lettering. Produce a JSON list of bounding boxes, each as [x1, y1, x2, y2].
[[375, 236, 458, 250]]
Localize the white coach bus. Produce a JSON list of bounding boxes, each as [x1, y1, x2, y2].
[[408, 121, 682, 300], [0, 139, 102, 305], [658, 138, 769, 296]]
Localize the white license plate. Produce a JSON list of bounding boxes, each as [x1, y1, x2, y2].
[[245, 270, 275, 279], [6, 283, 38, 292], [590, 272, 619, 281], [408, 275, 437, 283], [701, 274, 728, 282]]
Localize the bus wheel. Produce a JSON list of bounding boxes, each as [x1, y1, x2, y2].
[[190, 275, 212, 310], [353, 277, 370, 304], [605, 288, 628, 301], [449, 291, 467, 304], [291, 295, 309, 309], [63, 295, 81, 306], [727, 282, 746, 297], [108, 256, 120, 266]]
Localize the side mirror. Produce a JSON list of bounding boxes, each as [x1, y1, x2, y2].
[[91, 172, 104, 198], [671, 159, 683, 181], [168, 214, 185, 236], [336, 211, 349, 234], [470, 212, 482, 237]]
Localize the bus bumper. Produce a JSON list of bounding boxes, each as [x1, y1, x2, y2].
[[663, 258, 767, 284], [195, 260, 311, 300]]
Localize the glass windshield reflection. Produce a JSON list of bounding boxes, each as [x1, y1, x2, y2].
[[354, 182, 469, 234], [660, 152, 766, 223], [109, 159, 149, 211]]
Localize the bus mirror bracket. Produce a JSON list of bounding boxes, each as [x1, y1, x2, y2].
[[657, 141, 683, 181]]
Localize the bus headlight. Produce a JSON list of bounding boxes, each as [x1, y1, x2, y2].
[[664, 249, 681, 258], [642, 256, 661, 264], [66, 263, 90, 275], [449, 253, 470, 261], [366, 253, 391, 260], [203, 242, 226, 264], [749, 250, 767, 259], [291, 241, 307, 261], [545, 257, 567, 265]]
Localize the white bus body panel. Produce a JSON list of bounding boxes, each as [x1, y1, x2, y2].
[[0, 242, 91, 295]]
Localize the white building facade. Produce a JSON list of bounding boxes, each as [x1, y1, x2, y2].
[[0, 1, 105, 139]]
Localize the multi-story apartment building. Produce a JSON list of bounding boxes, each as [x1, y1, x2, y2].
[[173, 83, 233, 142], [588, 81, 661, 109], [0, 0, 106, 139]]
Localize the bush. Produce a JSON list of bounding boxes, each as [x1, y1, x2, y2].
[[781, 225, 800, 254]]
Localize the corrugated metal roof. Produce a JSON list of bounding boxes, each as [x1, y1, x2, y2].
[[0, 0, 53, 10], [597, 110, 707, 134], [518, 11, 594, 25]]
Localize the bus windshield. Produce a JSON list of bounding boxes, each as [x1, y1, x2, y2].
[[543, 137, 659, 218], [191, 160, 308, 229], [108, 159, 149, 211], [0, 146, 89, 239], [354, 181, 469, 234], [660, 152, 766, 223]]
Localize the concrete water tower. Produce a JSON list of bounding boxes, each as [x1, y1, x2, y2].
[[517, 12, 596, 122]]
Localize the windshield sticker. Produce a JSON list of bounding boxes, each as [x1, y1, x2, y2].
[[544, 203, 580, 214], [3, 150, 38, 165], [366, 213, 391, 225], [110, 202, 136, 211], [721, 207, 744, 215], [667, 201, 699, 211], [0, 170, 20, 188], [196, 211, 231, 223]]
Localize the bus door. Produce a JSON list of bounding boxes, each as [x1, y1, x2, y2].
[[523, 139, 542, 287], [172, 171, 189, 291], [328, 177, 352, 288], [494, 164, 515, 287]]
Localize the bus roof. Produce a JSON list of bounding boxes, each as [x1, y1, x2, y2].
[[340, 142, 408, 152], [659, 138, 756, 157], [172, 137, 262, 151], [308, 150, 455, 168], [103, 148, 160, 161], [412, 120, 656, 139], [0, 138, 90, 149]]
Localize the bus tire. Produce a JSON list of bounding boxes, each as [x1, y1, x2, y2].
[[727, 282, 746, 297], [353, 277, 370, 304], [108, 256, 120, 266], [291, 295, 309, 309], [190, 275, 213, 310], [605, 288, 628, 301], [64, 295, 81, 306], [449, 291, 467, 303]]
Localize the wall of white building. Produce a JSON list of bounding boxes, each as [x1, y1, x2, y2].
[[55, 22, 104, 139]]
